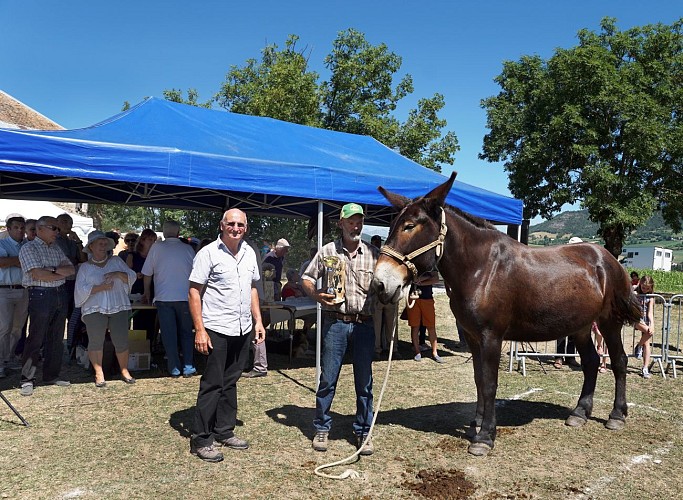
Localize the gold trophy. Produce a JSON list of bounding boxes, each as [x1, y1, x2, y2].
[[322, 255, 346, 304]]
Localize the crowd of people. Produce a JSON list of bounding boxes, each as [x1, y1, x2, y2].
[[0, 206, 660, 465], [0, 213, 210, 392]]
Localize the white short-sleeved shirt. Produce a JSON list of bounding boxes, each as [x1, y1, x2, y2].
[[189, 237, 259, 337], [74, 256, 137, 317], [141, 238, 196, 302]]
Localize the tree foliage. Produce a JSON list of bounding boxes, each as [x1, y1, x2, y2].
[[480, 17, 683, 256]]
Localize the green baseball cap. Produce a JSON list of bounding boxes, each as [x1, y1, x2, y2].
[[339, 203, 364, 219]]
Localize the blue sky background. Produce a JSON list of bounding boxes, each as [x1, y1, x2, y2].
[[1, 0, 680, 221]]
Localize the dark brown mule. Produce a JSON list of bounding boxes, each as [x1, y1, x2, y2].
[[372, 172, 641, 456]]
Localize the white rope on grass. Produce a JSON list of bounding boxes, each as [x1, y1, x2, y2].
[[314, 304, 404, 480]]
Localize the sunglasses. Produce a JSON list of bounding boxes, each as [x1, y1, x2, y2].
[[224, 221, 246, 228], [125, 238, 137, 243], [40, 224, 60, 232]]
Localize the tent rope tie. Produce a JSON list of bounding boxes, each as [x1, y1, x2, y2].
[[313, 320, 399, 480]]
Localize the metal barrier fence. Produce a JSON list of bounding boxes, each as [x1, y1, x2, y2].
[[509, 293, 682, 378], [665, 294, 683, 378]]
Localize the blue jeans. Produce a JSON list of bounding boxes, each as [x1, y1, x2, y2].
[[156, 301, 194, 375], [21, 286, 68, 384], [314, 318, 374, 436]]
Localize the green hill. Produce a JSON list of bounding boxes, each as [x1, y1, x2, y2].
[[529, 210, 683, 266], [530, 210, 682, 244]]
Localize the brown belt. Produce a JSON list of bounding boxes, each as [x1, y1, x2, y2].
[[325, 312, 372, 324]]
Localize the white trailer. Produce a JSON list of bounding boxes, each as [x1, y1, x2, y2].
[[621, 246, 673, 271]]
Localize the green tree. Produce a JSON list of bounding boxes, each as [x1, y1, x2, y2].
[[215, 35, 320, 126], [480, 17, 683, 257], [320, 28, 458, 170], [163, 88, 213, 108]]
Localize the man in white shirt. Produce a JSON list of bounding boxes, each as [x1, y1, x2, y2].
[[188, 209, 265, 462], [142, 220, 196, 378]]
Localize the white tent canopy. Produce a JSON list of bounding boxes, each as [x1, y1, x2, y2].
[[0, 198, 93, 239]]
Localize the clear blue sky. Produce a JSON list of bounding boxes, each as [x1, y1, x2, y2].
[[1, 0, 680, 220]]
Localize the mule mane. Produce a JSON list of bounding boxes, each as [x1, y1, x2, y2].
[[444, 204, 497, 231]]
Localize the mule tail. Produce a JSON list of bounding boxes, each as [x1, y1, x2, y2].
[[612, 289, 642, 325]]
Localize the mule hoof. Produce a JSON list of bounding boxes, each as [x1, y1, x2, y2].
[[565, 415, 587, 427], [605, 418, 625, 431], [467, 442, 491, 456]]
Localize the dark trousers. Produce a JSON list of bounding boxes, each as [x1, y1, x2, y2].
[[21, 287, 68, 384], [192, 329, 251, 447]]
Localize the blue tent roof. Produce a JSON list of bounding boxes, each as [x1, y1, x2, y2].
[[0, 97, 522, 225]]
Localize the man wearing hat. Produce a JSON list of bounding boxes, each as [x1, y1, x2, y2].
[[301, 202, 379, 455], [0, 214, 27, 377], [263, 238, 290, 301], [18, 216, 75, 396], [243, 237, 291, 378]]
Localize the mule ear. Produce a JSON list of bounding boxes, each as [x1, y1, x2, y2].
[[378, 186, 411, 210], [424, 171, 457, 206]]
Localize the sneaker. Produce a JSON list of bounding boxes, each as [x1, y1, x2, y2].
[[634, 345, 643, 360], [312, 431, 328, 452], [45, 379, 71, 387], [170, 368, 181, 378], [413, 353, 422, 361], [218, 435, 249, 450], [241, 370, 267, 378], [183, 367, 197, 378], [433, 354, 445, 364], [20, 382, 33, 396], [642, 368, 652, 379], [356, 434, 374, 456], [190, 442, 224, 463]]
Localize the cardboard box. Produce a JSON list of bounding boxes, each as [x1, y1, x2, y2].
[[127, 337, 151, 371]]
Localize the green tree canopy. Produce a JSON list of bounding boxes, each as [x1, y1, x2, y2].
[[480, 17, 683, 256]]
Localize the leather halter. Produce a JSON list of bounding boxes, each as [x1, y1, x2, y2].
[[380, 208, 448, 283]]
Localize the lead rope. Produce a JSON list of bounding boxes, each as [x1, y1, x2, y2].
[[313, 291, 410, 479]]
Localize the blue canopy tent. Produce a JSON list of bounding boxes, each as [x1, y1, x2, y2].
[[0, 98, 522, 226]]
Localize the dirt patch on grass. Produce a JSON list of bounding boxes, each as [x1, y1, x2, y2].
[[402, 468, 477, 499]]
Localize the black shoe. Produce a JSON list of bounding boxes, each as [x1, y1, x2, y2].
[[241, 370, 267, 378]]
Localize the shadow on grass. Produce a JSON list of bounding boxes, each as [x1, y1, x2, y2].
[[266, 399, 572, 442]]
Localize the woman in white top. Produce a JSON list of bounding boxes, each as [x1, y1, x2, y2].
[[75, 231, 137, 387]]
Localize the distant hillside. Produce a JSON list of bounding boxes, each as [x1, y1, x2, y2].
[[529, 210, 683, 246]]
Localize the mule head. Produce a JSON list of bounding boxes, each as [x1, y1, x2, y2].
[[372, 172, 456, 304]]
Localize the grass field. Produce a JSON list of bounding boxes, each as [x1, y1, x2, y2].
[[1, 294, 682, 499]]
